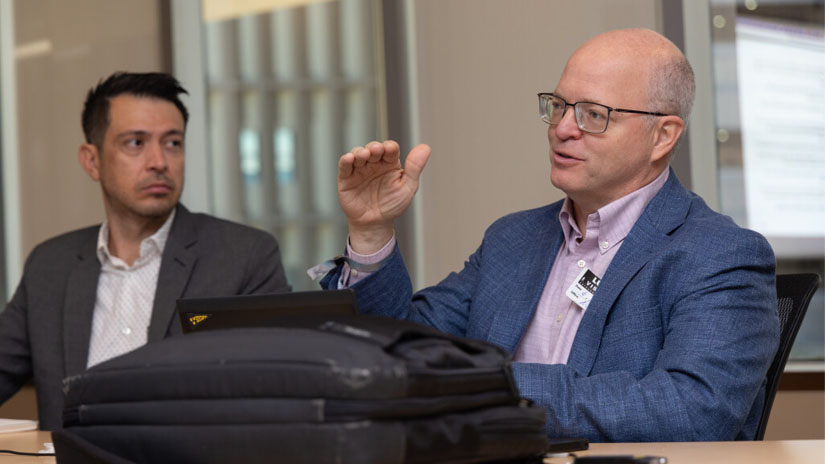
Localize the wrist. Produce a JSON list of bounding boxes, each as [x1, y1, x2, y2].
[[348, 223, 394, 255]]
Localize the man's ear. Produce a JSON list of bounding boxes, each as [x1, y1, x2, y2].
[[78, 143, 101, 181], [650, 115, 685, 163]]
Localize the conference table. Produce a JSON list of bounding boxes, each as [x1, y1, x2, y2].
[[0, 431, 52, 463], [0, 431, 821, 463], [561, 439, 825, 463]]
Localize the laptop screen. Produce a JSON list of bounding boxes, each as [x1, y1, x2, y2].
[[177, 289, 358, 334]]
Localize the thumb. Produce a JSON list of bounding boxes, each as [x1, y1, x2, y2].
[[402, 144, 431, 182]]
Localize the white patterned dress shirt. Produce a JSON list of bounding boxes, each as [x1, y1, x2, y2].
[[86, 210, 175, 368]]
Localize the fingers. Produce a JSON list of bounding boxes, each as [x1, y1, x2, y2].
[[338, 144, 365, 178], [338, 151, 355, 178], [365, 141, 383, 163], [339, 140, 402, 179], [402, 144, 431, 182], [338, 144, 368, 178], [353, 145, 370, 168], [365, 140, 400, 165], [381, 140, 401, 164]]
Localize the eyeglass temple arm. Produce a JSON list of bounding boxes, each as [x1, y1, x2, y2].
[[612, 108, 669, 117]]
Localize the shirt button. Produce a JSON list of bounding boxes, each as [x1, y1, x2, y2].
[[556, 314, 564, 322], [577, 260, 586, 268], [122, 327, 132, 336], [351, 269, 359, 277], [600, 241, 609, 249]]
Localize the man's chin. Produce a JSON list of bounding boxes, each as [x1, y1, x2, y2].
[[549, 171, 573, 192], [134, 200, 178, 220]]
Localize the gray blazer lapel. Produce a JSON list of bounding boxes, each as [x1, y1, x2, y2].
[[566, 169, 691, 375], [487, 204, 564, 352], [147, 205, 198, 342], [63, 232, 101, 376]]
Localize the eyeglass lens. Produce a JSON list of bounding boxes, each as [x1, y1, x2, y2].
[[540, 95, 610, 133]]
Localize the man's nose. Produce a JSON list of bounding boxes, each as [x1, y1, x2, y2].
[[552, 107, 582, 139], [146, 142, 169, 171]]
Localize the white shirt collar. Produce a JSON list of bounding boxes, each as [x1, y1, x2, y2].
[[96, 208, 177, 269]]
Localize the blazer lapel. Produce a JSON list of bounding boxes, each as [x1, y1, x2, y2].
[[566, 169, 692, 375], [63, 231, 102, 376], [147, 205, 198, 342], [486, 204, 565, 352]]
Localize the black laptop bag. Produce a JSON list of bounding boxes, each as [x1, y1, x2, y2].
[[57, 315, 548, 463]]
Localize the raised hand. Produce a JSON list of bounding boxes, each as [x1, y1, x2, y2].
[[338, 140, 431, 254]]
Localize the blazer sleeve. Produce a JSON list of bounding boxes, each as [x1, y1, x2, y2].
[[0, 253, 37, 403], [321, 243, 479, 337]]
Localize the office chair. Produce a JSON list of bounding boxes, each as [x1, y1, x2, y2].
[[755, 273, 821, 440]]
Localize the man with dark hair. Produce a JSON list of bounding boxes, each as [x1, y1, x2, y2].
[[0, 71, 290, 430], [81, 72, 190, 148], [322, 29, 778, 441]]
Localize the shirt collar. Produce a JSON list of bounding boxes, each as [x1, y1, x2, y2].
[[96, 208, 177, 268], [558, 168, 670, 254]]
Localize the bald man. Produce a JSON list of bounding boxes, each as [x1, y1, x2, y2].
[[319, 29, 778, 442]]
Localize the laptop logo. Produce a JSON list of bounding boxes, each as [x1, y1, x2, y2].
[[188, 314, 212, 327]]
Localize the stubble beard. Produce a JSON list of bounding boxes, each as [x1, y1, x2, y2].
[[101, 182, 180, 224]]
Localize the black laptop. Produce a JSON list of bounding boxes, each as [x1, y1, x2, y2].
[[177, 289, 358, 334]]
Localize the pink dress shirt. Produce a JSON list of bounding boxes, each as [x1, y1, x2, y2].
[[513, 168, 669, 364]]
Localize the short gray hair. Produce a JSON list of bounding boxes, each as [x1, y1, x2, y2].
[[648, 53, 696, 124]]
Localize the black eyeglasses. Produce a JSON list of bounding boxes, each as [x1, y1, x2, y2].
[[538, 93, 671, 134]]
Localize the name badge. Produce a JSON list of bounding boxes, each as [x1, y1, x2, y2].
[[566, 268, 601, 310]]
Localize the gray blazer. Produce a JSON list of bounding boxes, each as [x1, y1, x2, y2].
[[0, 204, 290, 430]]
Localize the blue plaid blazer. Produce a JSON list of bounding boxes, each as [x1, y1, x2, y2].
[[324, 169, 778, 442]]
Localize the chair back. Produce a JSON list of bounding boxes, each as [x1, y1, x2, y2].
[[755, 273, 820, 440]]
